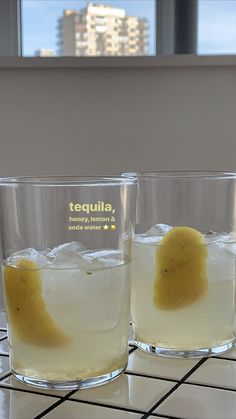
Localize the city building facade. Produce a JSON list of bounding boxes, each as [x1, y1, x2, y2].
[[57, 3, 149, 56]]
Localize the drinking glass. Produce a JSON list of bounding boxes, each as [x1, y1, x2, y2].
[[0, 176, 136, 389], [123, 172, 236, 357]]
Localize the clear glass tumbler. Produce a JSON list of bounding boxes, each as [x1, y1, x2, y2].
[[0, 176, 136, 389], [123, 172, 236, 358]]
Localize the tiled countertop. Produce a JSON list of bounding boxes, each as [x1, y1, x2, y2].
[[0, 313, 236, 419]]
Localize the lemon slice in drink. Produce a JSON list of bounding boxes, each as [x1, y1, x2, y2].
[[153, 226, 208, 310], [3, 259, 71, 347]]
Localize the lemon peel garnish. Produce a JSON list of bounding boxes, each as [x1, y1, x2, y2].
[[153, 227, 208, 310], [4, 258, 71, 347]]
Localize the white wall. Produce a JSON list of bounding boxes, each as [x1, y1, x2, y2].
[[0, 65, 235, 176]]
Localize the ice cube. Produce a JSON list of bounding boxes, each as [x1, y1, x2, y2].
[[47, 242, 86, 258], [46, 242, 87, 268], [134, 224, 172, 245], [204, 231, 235, 244], [45, 243, 122, 270], [219, 233, 236, 255], [78, 251, 105, 271], [147, 223, 172, 236], [207, 241, 236, 283], [205, 232, 236, 255], [225, 242, 236, 255], [48, 245, 108, 270], [41, 249, 127, 331], [6, 248, 49, 268], [83, 249, 122, 269]]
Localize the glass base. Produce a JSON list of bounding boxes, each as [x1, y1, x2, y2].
[[13, 366, 125, 390], [134, 339, 235, 358]]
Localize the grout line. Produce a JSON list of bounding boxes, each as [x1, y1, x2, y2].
[[128, 346, 137, 355], [125, 370, 178, 384], [0, 382, 64, 399], [67, 397, 145, 415], [178, 357, 207, 382], [34, 399, 69, 419], [34, 389, 78, 419], [0, 353, 9, 357], [183, 380, 236, 392], [0, 369, 146, 417], [139, 357, 207, 419], [212, 355, 236, 361], [140, 382, 180, 419], [0, 336, 7, 342], [0, 372, 11, 382]]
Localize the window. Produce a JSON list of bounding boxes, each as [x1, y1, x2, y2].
[[22, 0, 156, 57], [0, 0, 236, 58]]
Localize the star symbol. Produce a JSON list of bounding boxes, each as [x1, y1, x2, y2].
[[103, 224, 109, 230]]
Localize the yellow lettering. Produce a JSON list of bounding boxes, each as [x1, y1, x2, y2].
[[105, 204, 112, 212], [74, 204, 81, 211], [69, 202, 74, 211]]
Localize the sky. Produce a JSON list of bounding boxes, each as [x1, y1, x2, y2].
[[198, 0, 236, 54], [22, 0, 236, 56]]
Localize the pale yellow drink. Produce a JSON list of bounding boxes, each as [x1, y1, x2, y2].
[[131, 228, 236, 353], [3, 248, 130, 387]]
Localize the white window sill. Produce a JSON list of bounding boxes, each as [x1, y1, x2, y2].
[[0, 55, 236, 69]]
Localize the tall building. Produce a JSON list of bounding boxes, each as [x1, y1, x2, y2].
[[57, 3, 149, 56]]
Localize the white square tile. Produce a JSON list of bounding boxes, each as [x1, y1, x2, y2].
[[127, 349, 199, 381], [44, 400, 141, 419], [0, 338, 8, 355], [0, 387, 58, 419], [0, 374, 71, 397], [71, 373, 174, 412], [187, 358, 236, 390], [0, 356, 10, 378], [149, 417, 170, 419], [157, 383, 236, 419]]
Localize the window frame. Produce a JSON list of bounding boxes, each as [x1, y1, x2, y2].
[[0, 0, 21, 56], [0, 0, 236, 68]]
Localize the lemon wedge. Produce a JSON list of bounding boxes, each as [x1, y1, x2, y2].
[[3, 259, 71, 347], [153, 226, 208, 310]]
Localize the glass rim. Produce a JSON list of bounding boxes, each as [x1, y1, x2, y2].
[[122, 171, 236, 180], [0, 175, 137, 186]]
